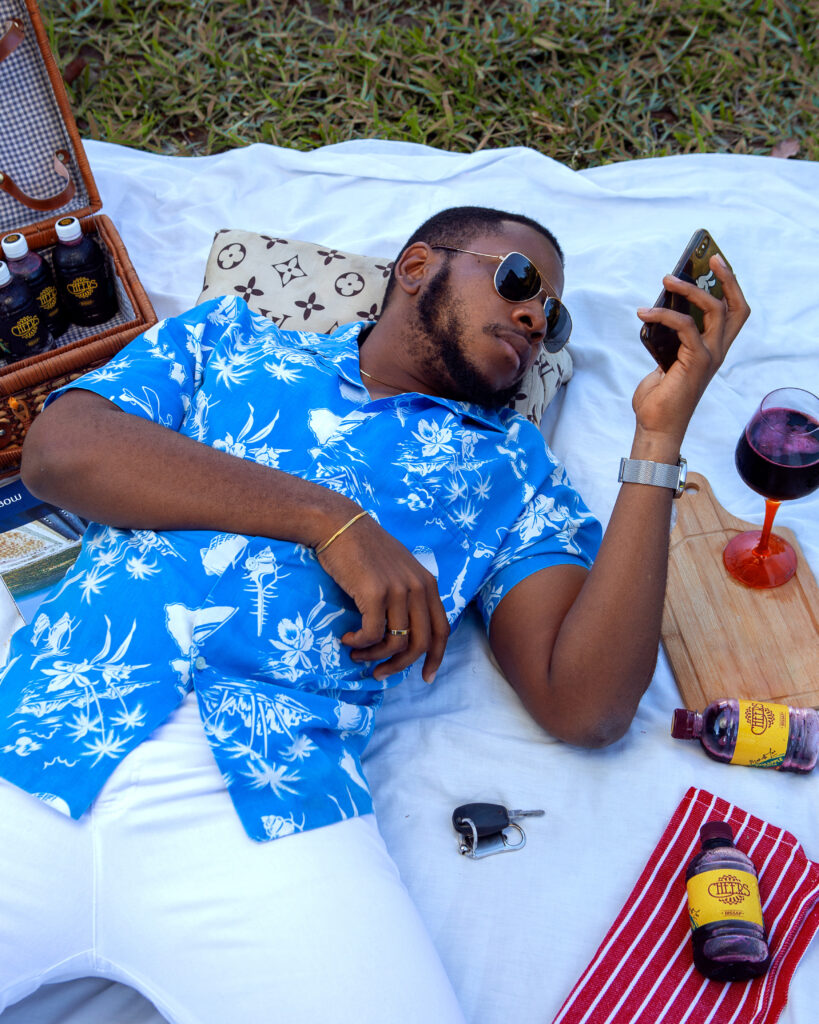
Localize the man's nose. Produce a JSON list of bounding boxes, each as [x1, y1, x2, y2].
[[511, 295, 548, 344]]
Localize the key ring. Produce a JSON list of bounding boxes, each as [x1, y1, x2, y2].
[[458, 822, 526, 859]]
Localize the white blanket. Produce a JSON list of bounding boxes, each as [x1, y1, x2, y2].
[[4, 139, 818, 1024]]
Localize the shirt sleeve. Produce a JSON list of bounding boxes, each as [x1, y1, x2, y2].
[[43, 296, 238, 430], [474, 456, 603, 631]]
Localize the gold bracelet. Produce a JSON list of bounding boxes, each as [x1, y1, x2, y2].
[[315, 510, 369, 555]]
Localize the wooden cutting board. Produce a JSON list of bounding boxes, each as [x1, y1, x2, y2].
[[661, 473, 819, 710]]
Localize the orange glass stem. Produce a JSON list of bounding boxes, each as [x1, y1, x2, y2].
[[754, 499, 781, 556]]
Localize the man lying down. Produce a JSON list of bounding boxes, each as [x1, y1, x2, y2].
[[0, 206, 749, 1023]]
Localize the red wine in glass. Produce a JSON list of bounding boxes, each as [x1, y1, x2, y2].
[[723, 388, 819, 588]]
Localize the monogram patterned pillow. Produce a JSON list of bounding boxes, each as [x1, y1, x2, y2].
[[198, 229, 572, 425]]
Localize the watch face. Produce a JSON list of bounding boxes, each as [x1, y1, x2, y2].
[[675, 457, 688, 497]]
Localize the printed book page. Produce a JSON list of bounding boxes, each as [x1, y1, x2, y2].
[[0, 476, 86, 625]]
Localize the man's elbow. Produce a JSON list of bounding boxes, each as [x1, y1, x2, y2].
[[565, 714, 633, 749], [531, 662, 656, 749], [529, 699, 637, 750], [20, 413, 57, 497], [20, 396, 89, 500]]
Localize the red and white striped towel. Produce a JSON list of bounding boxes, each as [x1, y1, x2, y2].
[[551, 787, 819, 1024]]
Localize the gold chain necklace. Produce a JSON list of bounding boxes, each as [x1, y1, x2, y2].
[[360, 366, 404, 392]]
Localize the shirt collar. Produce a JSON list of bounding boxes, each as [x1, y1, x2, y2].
[[282, 321, 508, 434]]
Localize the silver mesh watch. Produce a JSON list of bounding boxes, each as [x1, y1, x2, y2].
[[618, 456, 687, 498]]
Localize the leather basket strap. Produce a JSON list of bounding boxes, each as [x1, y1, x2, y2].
[[0, 149, 75, 211], [0, 17, 24, 63]]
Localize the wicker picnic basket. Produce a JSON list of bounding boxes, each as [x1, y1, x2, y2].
[[0, 0, 156, 474]]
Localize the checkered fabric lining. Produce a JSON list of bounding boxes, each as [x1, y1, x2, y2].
[[0, 0, 90, 232]]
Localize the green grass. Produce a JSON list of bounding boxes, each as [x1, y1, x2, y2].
[[42, 0, 819, 167]]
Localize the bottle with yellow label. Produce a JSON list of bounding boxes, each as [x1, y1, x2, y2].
[[52, 216, 118, 327], [685, 820, 770, 981], [671, 699, 818, 772], [1, 232, 68, 339], [0, 260, 49, 360]]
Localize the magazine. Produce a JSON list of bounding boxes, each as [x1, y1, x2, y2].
[[0, 476, 86, 624]]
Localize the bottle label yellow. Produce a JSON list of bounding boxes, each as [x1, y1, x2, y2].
[[687, 869, 764, 930], [731, 700, 789, 768], [10, 313, 39, 339], [67, 275, 98, 300], [37, 285, 57, 311]]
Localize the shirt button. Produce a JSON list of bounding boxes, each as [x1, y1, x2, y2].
[[194, 656, 207, 671]]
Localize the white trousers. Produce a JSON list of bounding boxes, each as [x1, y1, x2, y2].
[[0, 693, 466, 1024]]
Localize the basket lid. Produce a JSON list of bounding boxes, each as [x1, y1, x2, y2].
[[0, 0, 101, 237]]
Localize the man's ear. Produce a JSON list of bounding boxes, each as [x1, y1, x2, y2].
[[393, 242, 436, 297]]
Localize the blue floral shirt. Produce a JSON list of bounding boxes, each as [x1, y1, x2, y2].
[[0, 296, 601, 841]]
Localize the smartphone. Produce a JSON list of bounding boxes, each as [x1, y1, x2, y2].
[[640, 229, 731, 371]]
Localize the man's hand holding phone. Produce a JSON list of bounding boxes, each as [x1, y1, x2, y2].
[[639, 229, 732, 371], [633, 239, 750, 451]]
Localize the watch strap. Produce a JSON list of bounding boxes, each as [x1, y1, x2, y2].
[[618, 457, 687, 498]]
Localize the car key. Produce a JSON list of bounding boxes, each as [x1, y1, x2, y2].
[[451, 802, 545, 859], [452, 802, 544, 838]]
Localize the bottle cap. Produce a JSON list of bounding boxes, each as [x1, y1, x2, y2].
[[701, 820, 734, 843], [55, 216, 82, 243], [0, 261, 10, 287], [1, 233, 28, 260], [671, 708, 700, 740]]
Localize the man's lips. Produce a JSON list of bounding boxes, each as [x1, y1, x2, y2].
[[494, 330, 532, 368]]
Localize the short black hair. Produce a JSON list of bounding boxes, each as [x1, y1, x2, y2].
[[380, 205, 564, 312]]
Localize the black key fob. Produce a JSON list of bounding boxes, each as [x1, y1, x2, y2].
[[452, 802, 510, 839]]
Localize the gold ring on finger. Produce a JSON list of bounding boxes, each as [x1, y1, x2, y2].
[[387, 627, 410, 637]]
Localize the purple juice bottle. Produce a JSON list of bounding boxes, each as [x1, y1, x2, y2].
[[672, 699, 819, 772], [0, 260, 49, 360], [685, 821, 770, 981], [1, 231, 69, 339], [52, 216, 118, 327]]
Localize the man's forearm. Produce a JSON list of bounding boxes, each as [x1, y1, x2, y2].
[[549, 479, 674, 741], [21, 389, 359, 547], [22, 387, 452, 685], [549, 429, 680, 729], [489, 428, 681, 748], [539, 255, 750, 743]]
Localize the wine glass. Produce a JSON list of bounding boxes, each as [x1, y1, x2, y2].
[[723, 387, 819, 589]]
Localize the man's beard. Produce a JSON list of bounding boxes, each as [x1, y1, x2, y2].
[[413, 263, 524, 410]]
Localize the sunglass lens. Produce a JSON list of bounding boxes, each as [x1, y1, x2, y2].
[[495, 252, 571, 352], [543, 298, 572, 353], [495, 252, 540, 302]]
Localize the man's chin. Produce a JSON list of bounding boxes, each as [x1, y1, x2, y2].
[[460, 377, 522, 410], [488, 383, 523, 410]]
